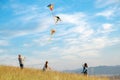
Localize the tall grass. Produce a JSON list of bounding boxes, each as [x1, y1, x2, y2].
[[0, 65, 109, 80]]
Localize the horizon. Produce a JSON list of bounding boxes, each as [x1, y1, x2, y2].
[[0, 0, 120, 71]]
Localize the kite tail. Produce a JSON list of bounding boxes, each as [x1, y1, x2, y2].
[[48, 35, 53, 41]]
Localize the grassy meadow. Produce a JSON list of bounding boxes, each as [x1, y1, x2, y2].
[[0, 65, 109, 80]]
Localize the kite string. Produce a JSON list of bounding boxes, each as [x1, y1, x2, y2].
[[48, 3, 61, 41], [50, 10, 56, 25]]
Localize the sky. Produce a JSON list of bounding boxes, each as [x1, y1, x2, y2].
[[0, 0, 120, 71]]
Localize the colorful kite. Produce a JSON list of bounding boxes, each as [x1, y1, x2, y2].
[[55, 16, 61, 24], [47, 4, 62, 40], [47, 4, 54, 11], [50, 29, 56, 35]]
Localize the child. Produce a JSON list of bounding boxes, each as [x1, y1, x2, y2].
[[43, 61, 51, 71], [18, 54, 25, 69], [82, 63, 88, 76]]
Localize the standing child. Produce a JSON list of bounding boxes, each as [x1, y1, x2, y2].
[[82, 63, 88, 76], [18, 54, 25, 69], [43, 61, 51, 71]]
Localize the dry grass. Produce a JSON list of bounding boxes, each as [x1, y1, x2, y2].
[[0, 65, 109, 80]]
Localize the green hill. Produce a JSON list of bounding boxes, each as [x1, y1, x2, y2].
[[0, 65, 109, 80]]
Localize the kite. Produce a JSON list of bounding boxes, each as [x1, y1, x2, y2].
[[50, 29, 56, 35], [48, 29, 56, 41], [55, 16, 61, 24], [47, 4, 62, 40], [47, 4, 54, 11]]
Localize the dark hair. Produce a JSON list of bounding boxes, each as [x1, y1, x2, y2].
[[46, 61, 48, 64], [45, 61, 48, 68], [18, 54, 21, 57], [84, 63, 88, 67]]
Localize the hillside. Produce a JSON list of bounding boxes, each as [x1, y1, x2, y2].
[[0, 65, 108, 80]]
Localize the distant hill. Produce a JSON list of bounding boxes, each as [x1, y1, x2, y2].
[[64, 65, 120, 76]]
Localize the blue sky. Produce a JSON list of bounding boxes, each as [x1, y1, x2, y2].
[[0, 0, 120, 71]]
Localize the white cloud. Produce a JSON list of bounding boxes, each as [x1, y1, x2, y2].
[[96, 9, 115, 19], [0, 40, 9, 46], [103, 23, 112, 30], [61, 55, 77, 60], [1, 11, 93, 42], [81, 29, 94, 38], [33, 37, 50, 47], [0, 54, 18, 66], [0, 14, 53, 39], [55, 12, 95, 40], [62, 36, 120, 58], [90, 37, 120, 49], [9, 1, 40, 15], [97, 23, 115, 33], [95, 0, 120, 8], [79, 50, 100, 57], [13, 31, 29, 37], [0, 37, 119, 70], [72, 25, 94, 39], [58, 12, 86, 25], [73, 26, 85, 33]]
